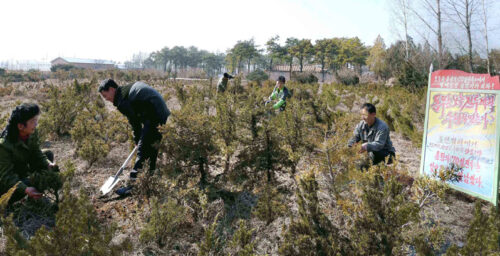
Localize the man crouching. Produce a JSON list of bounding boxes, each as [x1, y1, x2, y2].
[[348, 103, 396, 169]]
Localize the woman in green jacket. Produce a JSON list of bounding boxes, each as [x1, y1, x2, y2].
[[0, 103, 60, 203]]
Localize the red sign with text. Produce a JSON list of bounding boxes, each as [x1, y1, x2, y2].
[[431, 70, 500, 90]]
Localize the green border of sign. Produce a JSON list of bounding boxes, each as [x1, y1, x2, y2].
[[420, 67, 500, 207]]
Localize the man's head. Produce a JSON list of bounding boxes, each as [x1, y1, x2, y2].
[[3, 103, 40, 141], [98, 79, 119, 103], [223, 73, 234, 79], [276, 76, 286, 89], [360, 103, 376, 126]]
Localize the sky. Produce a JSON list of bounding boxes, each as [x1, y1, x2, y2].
[[0, 0, 393, 63]]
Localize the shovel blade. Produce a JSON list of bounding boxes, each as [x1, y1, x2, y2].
[[100, 176, 121, 195]]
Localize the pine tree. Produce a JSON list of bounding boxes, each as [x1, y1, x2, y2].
[[70, 98, 110, 166], [446, 201, 500, 255], [158, 89, 217, 185], [4, 184, 132, 255], [228, 220, 256, 256], [38, 79, 94, 138], [279, 171, 351, 255], [140, 197, 190, 248]]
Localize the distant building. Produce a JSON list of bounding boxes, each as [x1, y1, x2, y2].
[[50, 57, 116, 70], [272, 64, 323, 72]]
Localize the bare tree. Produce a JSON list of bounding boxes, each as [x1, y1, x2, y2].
[[411, 0, 446, 68], [481, 0, 490, 74], [391, 0, 413, 60], [445, 0, 479, 72]]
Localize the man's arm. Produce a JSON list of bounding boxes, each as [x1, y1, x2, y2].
[[126, 116, 142, 145], [347, 124, 362, 147], [272, 98, 286, 109], [269, 89, 277, 101]]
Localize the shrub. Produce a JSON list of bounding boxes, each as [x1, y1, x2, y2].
[[4, 184, 132, 255], [214, 93, 239, 174], [275, 98, 316, 175], [0, 113, 7, 130], [158, 99, 217, 185], [445, 201, 500, 255], [377, 86, 425, 146], [234, 119, 289, 185], [227, 220, 256, 256], [28, 169, 62, 203], [0, 86, 13, 97], [292, 72, 319, 84], [50, 64, 80, 72], [38, 80, 94, 138], [396, 61, 427, 89], [228, 75, 245, 94], [335, 68, 359, 85], [246, 69, 269, 85], [140, 197, 191, 248], [69, 99, 110, 166], [348, 165, 420, 255], [345, 163, 460, 255], [279, 171, 351, 255], [135, 169, 164, 199], [198, 214, 222, 256], [106, 111, 133, 144], [252, 184, 287, 225], [25, 69, 42, 82]]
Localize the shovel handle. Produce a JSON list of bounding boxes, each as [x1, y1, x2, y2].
[[112, 146, 138, 178]]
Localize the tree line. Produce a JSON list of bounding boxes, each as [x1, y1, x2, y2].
[[122, 0, 500, 86]]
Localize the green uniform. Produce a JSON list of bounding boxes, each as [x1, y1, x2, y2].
[[268, 86, 290, 111], [0, 131, 57, 199]]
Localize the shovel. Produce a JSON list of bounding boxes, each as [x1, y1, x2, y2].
[[100, 146, 138, 195]]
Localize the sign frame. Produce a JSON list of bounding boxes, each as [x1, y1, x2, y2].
[[420, 68, 500, 206]]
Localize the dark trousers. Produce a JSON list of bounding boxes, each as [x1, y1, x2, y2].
[[133, 128, 162, 175], [371, 150, 395, 165], [356, 150, 395, 171]]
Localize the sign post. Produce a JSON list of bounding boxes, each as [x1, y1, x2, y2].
[[420, 69, 500, 206]]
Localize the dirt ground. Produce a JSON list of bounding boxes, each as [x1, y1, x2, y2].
[[0, 80, 493, 255]]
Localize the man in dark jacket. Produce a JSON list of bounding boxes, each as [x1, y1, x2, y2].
[[217, 72, 234, 94], [99, 79, 170, 196], [0, 103, 60, 203], [348, 103, 396, 168]]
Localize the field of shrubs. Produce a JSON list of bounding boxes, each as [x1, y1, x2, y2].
[[0, 69, 498, 255]]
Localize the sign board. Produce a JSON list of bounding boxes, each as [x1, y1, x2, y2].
[[420, 69, 500, 206]]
